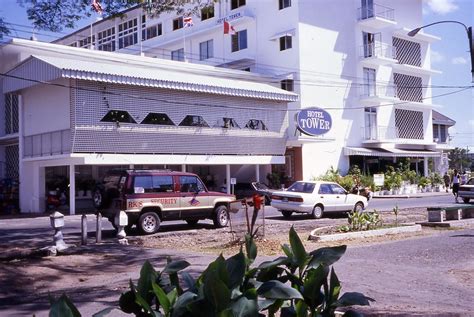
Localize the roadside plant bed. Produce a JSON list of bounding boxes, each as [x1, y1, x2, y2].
[[309, 224, 422, 242]]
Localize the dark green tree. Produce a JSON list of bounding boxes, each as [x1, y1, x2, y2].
[[0, 0, 216, 39], [448, 147, 471, 171]]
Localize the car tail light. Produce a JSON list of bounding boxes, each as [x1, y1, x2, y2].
[[271, 195, 282, 200], [288, 197, 304, 202]]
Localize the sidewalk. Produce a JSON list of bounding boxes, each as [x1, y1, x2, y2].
[[372, 191, 451, 199]]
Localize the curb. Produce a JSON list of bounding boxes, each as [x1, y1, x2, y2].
[[372, 193, 451, 199], [308, 224, 422, 242], [417, 218, 474, 228]]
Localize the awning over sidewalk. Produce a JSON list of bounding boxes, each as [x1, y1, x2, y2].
[[344, 147, 441, 158]]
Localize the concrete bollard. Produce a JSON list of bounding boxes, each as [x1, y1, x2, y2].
[[96, 212, 102, 243], [115, 210, 129, 245], [81, 214, 88, 245], [50, 211, 68, 251]]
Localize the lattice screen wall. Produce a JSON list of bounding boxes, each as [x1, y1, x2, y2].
[[71, 80, 289, 156], [392, 37, 421, 67], [5, 144, 19, 179], [4, 94, 19, 135], [395, 109, 424, 140], [393, 73, 423, 102]]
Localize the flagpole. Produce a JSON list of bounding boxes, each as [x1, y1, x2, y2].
[[183, 27, 186, 62]]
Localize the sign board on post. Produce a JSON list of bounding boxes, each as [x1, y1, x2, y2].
[[373, 174, 385, 187], [230, 178, 237, 185]]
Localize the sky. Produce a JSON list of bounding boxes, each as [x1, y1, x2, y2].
[[0, 0, 473, 149]]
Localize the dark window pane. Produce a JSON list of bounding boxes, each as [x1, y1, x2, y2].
[[179, 115, 209, 127], [101, 110, 136, 123], [141, 113, 175, 125], [245, 119, 267, 130]]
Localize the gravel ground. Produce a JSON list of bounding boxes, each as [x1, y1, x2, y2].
[[1, 207, 473, 316]]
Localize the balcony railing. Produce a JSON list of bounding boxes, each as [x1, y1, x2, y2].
[[357, 3, 395, 21], [362, 125, 399, 141], [359, 84, 398, 99], [359, 43, 396, 60]]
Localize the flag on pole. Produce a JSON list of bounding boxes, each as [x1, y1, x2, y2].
[[91, 0, 103, 15], [184, 17, 194, 28], [223, 21, 236, 35]]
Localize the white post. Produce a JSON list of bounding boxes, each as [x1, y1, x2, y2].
[[226, 164, 231, 194], [423, 157, 429, 177], [69, 164, 75, 215], [255, 164, 260, 182], [181, 164, 186, 172]]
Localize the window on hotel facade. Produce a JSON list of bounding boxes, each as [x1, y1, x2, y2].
[[279, 35, 292, 51], [231, 0, 246, 10], [143, 24, 162, 41], [201, 6, 215, 20], [180, 115, 209, 127], [231, 30, 247, 52], [364, 107, 377, 140], [79, 35, 95, 48], [141, 113, 175, 126], [171, 48, 185, 61], [118, 18, 138, 49], [4, 94, 19, 135], [433, 124, 448, 143], [199, 39, 214, 60], [222, 118, 240, 129], [280, 79, 294, 91], [363, 67, 376, 97], [101, 110, 136, 124], [98, 27, 116, 52], [360, 0, 374, 19], [69, 42, 78, 47], [245, 119, 267, 131], [173, 17, 184, 30], [279, 0, 291, 10], [362, 32, 380, 58]]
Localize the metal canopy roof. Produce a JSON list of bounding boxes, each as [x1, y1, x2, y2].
[[344, 146, 441, 158], [4, 54, 298, 102]]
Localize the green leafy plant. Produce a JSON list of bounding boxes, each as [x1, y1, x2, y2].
[[347, 210, 382, 232], [49, 229, 374, 317], [430, 172, 443, 186], [337, 175, 354, 192], [315, 166, 341, 183], [418, 177, 430, 188]]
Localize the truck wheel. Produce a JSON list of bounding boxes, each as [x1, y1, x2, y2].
[[138, 212, 161, 235], [213, 205, 229, 228], [93, 189, 104, 208]]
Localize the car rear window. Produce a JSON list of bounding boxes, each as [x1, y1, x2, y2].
[[287, 182, 315, 193], [133, 175, 174, 193]]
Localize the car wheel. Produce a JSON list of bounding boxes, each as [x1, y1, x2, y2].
[[463, 198, 470, 203], [186, 219, 199, 226], [312, 205, 324, 219], [138, 212, 161, 235], [354, 202, 364, 212], [281, 210, 293, 218], [213, 205, 229, 228], [93, 189, 104, 209]]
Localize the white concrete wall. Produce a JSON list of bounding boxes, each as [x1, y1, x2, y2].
[[22, 79, 70, 136]]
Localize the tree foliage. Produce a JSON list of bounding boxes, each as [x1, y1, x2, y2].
[[448, 147, 471, 171], [1, 0, 217, 38]]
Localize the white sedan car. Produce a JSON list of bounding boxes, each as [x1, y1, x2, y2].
[[271, 181, 368, 218]]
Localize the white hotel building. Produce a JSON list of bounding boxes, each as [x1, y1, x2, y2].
[[0, 0, 453, 214]]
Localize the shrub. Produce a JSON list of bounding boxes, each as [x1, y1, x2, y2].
[[338, 175, 355, 191], [418, 176, 430, 188], [346, 210, 382, 231], [430, 172, 443, 186]]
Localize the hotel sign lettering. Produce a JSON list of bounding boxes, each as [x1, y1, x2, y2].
[[296, 107, 332, 136]]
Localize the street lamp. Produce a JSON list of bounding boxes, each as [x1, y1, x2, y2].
[[408, 20, 474, 82]]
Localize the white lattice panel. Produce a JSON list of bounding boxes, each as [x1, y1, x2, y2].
[[394, 73, 423, 102], [393, 37, 421, 67], [395, 109, 424, 140]]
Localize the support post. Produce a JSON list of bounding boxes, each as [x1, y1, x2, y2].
[[182, 164, 186, 172], [69, 164, 75, 215], [96, 212, 102, 243], [255, 164, 260, 182], [423, 157, 429, 177], [226, 164, 231, 194], [81, 214, 87, 245]]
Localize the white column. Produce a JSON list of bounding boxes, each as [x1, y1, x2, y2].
[[423, 157, 429, 177], [69, 164, 75, 215], [226, 164, 231, 194], [255, 164, 260, 182], [181, 164, 186, 172]]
